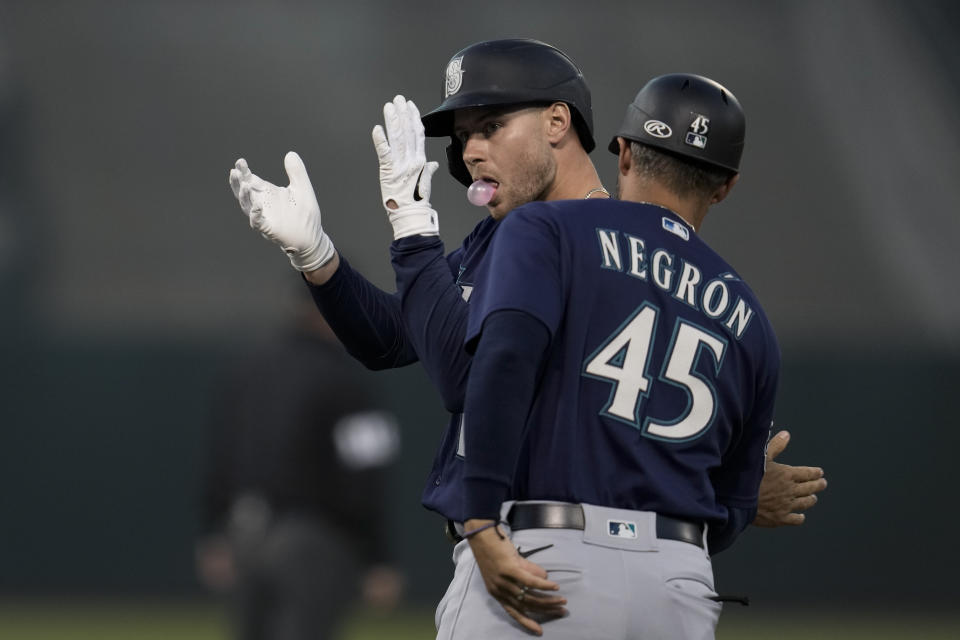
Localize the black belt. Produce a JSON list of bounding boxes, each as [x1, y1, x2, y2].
[[507, 503, 704, 549]]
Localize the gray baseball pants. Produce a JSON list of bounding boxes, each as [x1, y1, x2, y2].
[[436, 502, 721, 640]]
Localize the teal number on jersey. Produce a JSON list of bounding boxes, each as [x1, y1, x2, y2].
[[583, 303, 727, 441]]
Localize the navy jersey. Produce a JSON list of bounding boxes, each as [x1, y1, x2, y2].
[[412, 215, 500, 522], [465, 200, 779, 524]]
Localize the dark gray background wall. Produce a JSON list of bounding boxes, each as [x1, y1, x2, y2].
[[0, 0, 956, 607]]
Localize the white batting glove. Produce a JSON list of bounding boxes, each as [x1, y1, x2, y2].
[[372, 95, 441, 240], [229, 151, 335, 272]]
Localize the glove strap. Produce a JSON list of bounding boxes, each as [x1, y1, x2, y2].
[[288, 232, 336, 272], [389, 204, 439, 240]]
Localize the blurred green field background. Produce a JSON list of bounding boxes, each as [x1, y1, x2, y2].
[[1, 601, 958, 640]]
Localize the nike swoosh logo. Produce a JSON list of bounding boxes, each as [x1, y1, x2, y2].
[[517, 543, 554, 558]]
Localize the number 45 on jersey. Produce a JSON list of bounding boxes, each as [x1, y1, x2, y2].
[[583, 302, 727, 442]]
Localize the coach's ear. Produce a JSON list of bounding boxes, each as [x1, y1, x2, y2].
[[616, 137, 632, 176], [710, 173, 740, 205]]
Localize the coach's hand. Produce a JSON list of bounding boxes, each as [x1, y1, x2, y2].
[[372, 94, 440, 240], [464, 519, 567, 636], [754, 431, 827, 527], [229, 152, 336, 273]]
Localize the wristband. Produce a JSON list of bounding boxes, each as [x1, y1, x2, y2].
[[463, 521, 506, 539]]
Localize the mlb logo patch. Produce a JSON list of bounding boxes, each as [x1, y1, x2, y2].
[[662, 217, 690, 241], [685, 131, 707, 149], [608, 520, 638, 539]]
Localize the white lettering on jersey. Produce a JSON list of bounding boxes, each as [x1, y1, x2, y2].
[[584, 309, 728, 440], [597, 229, 622, 271], [651, 249, 674, 291], [645, 321, 726, 440], [626, 235, 647, 280], [592, 227, 756, 341], [702, 279, 731, 318], [724, 298, 755, 339], [673, 260, 702, 308], [583, 304, 657, 422]]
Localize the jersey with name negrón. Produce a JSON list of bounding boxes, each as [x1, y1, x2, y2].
[[465, 199, 780, 524]]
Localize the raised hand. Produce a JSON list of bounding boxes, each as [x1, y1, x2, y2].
[[229, 151, 335, 272], [372, 95, 440, 239]]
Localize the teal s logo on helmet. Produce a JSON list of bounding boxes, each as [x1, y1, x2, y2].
[[423, 38, 596, 186], [444, 56, 465, 98]]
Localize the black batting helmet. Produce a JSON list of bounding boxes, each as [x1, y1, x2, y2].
[[609, 73, 745, 173], [422, 38, 595, 187]]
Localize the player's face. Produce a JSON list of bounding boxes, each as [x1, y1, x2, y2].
[[453, 105, 556, 219]]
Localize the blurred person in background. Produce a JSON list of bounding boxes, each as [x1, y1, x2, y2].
[[196, 300, 403, 640]]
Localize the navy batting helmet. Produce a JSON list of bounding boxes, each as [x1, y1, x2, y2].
[[609, 74, 745, 173], [422, 38, 595, 187]]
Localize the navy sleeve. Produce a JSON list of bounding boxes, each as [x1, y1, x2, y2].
[[465, 207, 563, 350], [710, 329, 780, 551], [391, 235, 472, 413], [706, 505, 755, 554], [713, 338, 780, 510], [463, 310, 550, 520], [304, 255, 417, 370]]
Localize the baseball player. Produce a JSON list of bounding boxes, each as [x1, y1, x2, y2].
[[456, 73, 774, 639], [227, 38, 826, 632]]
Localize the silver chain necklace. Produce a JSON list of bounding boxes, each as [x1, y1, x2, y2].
[[583, 186, 610, 199]]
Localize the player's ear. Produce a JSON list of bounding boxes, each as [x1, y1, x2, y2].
[[617, 137, 633, 177], [544, 102, 571, 144], [710, 173, 740, 204]]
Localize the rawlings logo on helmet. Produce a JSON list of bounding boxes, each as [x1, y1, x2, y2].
[[444, 56, 465, 98], [643, 120, 672, 138]]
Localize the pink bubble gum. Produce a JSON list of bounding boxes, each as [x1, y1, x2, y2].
[[467, 180, 497, 207]]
